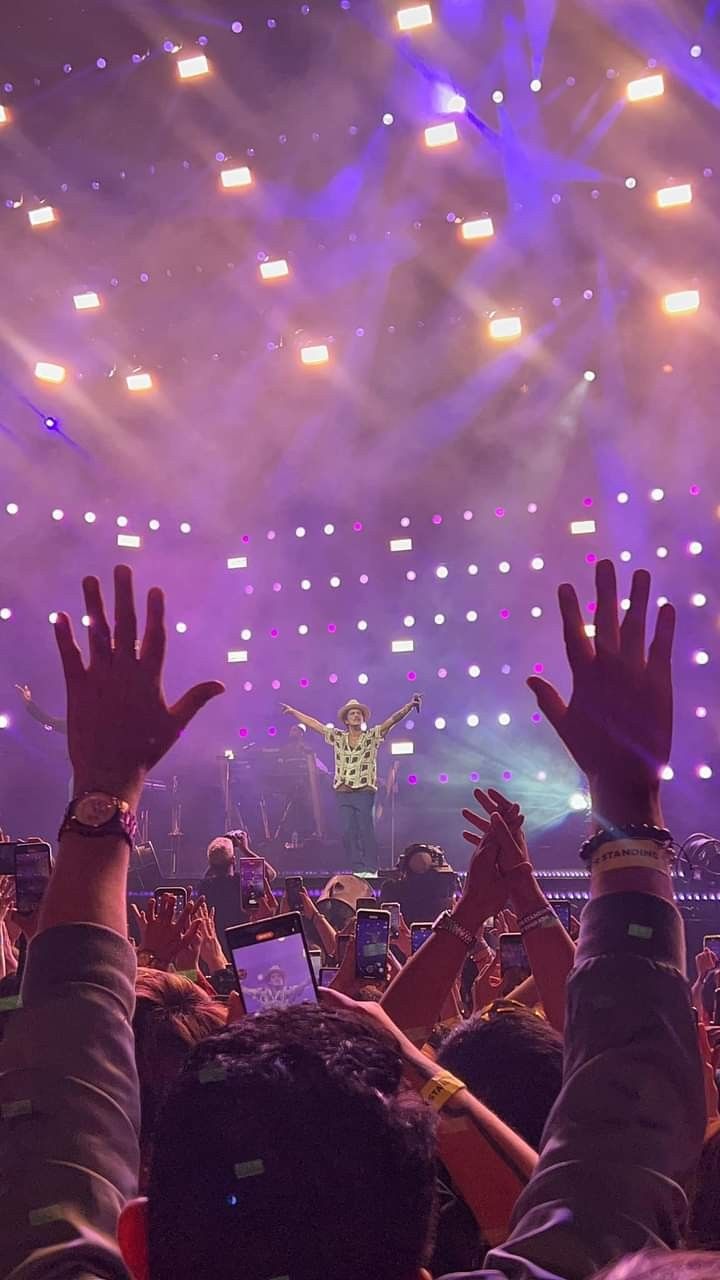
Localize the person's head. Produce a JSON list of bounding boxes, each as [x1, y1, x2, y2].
[[288, 723, 306, 743], [339, 699, 370, 731], [265, 965, 286, 989], [687, 1122, 720, 1250], [437, 1006, 563, 1150], [132, 969, 227, 1187], [206, 836, 235, 877], [123, 1004, 437, 1280], [597, 1254, 720, 1279]]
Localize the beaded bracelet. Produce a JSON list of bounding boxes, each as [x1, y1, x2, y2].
[[579, 823, 673, 863]]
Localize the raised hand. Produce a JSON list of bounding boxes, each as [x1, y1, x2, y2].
[[462, 787, 525, 845], [54, 565, 224, 805], [14, 684, 32, 703], [527, 559, 674, 825]]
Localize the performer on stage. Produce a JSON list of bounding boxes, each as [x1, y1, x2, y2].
[[281, 694, 422, 871], [15, 684, 66, 734]]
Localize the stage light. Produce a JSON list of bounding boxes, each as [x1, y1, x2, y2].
[[693, 650, 710, 665], [688, 540, 703, 555], [498, 561, 511, 574], [390, 537, 412, 552], [434, 716, 446, 729], [382, 112, 394, 125], [569, 791, 590, 811], [460, 217, 494, 241], [391, 741, 414, 755], [650, 487, 665, 501], [396, 3, 432, 30], [82, 615, 91, 627], [690, 44, 702, 58], [620, 550, 632, 562], [51, 509, 64, 521], [697, 764, 713, 780], [663, 289, 699, 315], [227, 650, 248, 663], [239, 629, 252, 642], [35, 361, 66, 384], [583, 370, 596, 382], [656, 546, 668, 559], [73, 291, 101, 310], [624, 177, 637, 189], [403, 615, 415, 627], [466, 713, 479, 727], [0, 105, 8, 125], [584, 624, 596, 637], [434, 613, 445, 624], [467, 564, 479, 575], [116, 516, 128, 528], [28, 206, 56, 227], [259, 258, 288, 279], [392, 638, 414, 653], [0, 608, 11, 620], [656, 596, 668, 607], [497, 712, 511, 726], [221, 166, 253, 190], [358, 673, 369, 685], [83, 511, 97, 524], [627, 73, 664, 102], [148, 519, 160, 531], [691, 593, 706, 607], [424, 122, 458, 148], [660, 765, 674, 780], [48, 612, 58, 624], [177, 54, 210, 79], [696, 706, 708, 718], [489, 315, 522, 340], [620, 598, 630, 611], [174, 622, 187, 634], [298, 624, 309, 635], [357, 619, 367, 631], [328, 576, 341, 588], [300, 344, 329, 365], [435, 565, 448, 578], [179, 522, 191, 534], [617, 491, 629, 504], [295, 527, 306, 538], [468, 664, 481, 678], [492, 89, 504, 103], [0, 715, 9, 730], [656, 183, 692, 209], [529, 78, 542, 92], [117, 533, 141, 548], [530, 556, 544, 570], [300, 579, 311, 590], [323, 523, 335, 535], [466, 609, 478, 622], [531, 606, 542, 618], [571, 519, 596, 535], [445, 92, 466, 113], [5, 503, 18, 515], [43, 416, 59, 429], [126, 372, 153, 391]]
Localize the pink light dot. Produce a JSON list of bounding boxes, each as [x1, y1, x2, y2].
[[268, 726, 277, 737], [267, 530, 276, 540], [437, 667, 448, 679], [583, 497, 593, 507], [329, 673, 338, 684], [439, 773, 448, 784], [243, 680, 253, 691], [359, 573, 369, 584], [531, 712, 541, 723], [244, 584, 254, 595], [238, 727, 249, 737], [432, 514, 442, 525], [271, 679, 281, 690], [587, 601, 597, 613], [495, 507, 505, 518], [406, 570, 416, 581], [353, 521, 363, 532], [270, 628, 279, 637], [502, 770, 512, 780], [463, 510, 473, 521], [327, 623, 337, 633], [299, 678, 309, 688], [407, 671, 417, 681], [408, 774, 418, 785], [273, 582, 282, 592], [690, 485, 701, 496], [242, 533, 250, 543], [469, 771, 480, 782], [527, 502, 538, 513], [585, 554, 597, 564], [533, 662, 544, 673], [499, 608, 510, 619]]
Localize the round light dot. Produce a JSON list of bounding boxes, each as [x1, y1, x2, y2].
[[498, 561, 511, 574], [382, 112, 394, 125], [329, 673, 338, 683], [403, 615, 415, 627], [616, 491, 629, 504], [0, 715, 9, 730], [407, 671, 417, 682], [660, 765, 674, 781], [359, 573, 369, 584], [175, 622, 188, 634], [329, 576, 341, 588], [179, 522, 191, 534], [530, 556, 544, 571], [323, 523, 335, 535], [48, 611, 58, 624], [691, 593, 706, 607], [435, 565, 449, 579], [569, 792, 589, 811], [497, 712, 511, 726], [353, 521, 363, 533], [501, 664, 511, 675], [431, 513, 442, 525], [5, 503, 18, 515], [650, 487, 664, 502], [116, 515, 128, 527], [357, 619, 367, 631], [272, 582, 282, 593], [530, 606, 542, 618], [656, 596, 668, 607], [696, 706, 707, 718], [688, 540, 703, 556], [300, 579, 311, 590], [240, 628, 252, 641], [148, 519, 160, 531], [295, 526, 306, 538], [271, 679, 281, 690], [434, 716, 446, 730], [625, 177, 637, 191], [528, 502, 538, 513], [0, 607, 11, 620], [51, 508, 64, 521], [439, 773, 448, 784], [84, 511, 96, 524], [620, 550, 632, 563], [400, 516, 410, 528], [358, 673, 369, 685], [463, 509, 473, 521], [437, 667, 447, 679], [81, 614, 91, 628], [406, 570, 416, 582], [468, 664, 481, 678], [656, 546, 668, 559], [466, 609, 478, 622], [690, 44, 702, 58], [467, 563, 479, 575], [694, 650, 710, 665], [434, 612, 445, 625], [407, 774, 418, 785], [697, 764, 713, 780], [529, 78, 542, 92], [492, 89, 504, 103], [583, 369, 596, 382], [536, 770, 547, 782], [298, 624, 309, 635], [466, 713, 479, 727], [620, 597, 631, 611], [243, 681, 253, 693]]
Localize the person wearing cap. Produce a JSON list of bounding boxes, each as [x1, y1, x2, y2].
[[281, 694, 422, 870], [198, 832, 276, 959]]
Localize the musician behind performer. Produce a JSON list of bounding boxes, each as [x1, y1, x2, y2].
[[280, 695, 422, 872]]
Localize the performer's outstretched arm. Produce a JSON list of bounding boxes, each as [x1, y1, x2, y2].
[[15, 684, 67, 734], [379, 694, 422, 737], [280, 703, 327, 735]]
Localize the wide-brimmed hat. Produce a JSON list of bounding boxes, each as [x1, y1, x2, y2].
[[338, 698, 370, 725]]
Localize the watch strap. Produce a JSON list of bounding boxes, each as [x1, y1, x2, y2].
[[59, 796, 138, 849]]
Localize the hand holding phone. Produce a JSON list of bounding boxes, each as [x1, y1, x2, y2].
[[499, 932, 530, 981], [704, 935, 720, 964], [355, 908, 390, 980], [410, 922, 433, 954], [154, 885, 188, 913], [285, 875, 304, 911], [240, 858, 266, 911], [381, 902, 401, 938], [14, 841, 52, 915], [226, 912, 318, 1014]]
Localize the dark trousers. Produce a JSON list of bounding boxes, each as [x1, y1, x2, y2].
[[335, 788, 378, 871]]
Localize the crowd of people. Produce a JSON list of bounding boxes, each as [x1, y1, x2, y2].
[[1, 558, 719, 1280]]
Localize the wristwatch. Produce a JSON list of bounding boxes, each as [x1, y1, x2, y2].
[[432, 909, 478, 950], [59, 792, 138, 850]]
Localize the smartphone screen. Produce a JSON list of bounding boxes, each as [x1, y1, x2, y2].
[[285, 876, 304, 911], [381, 902, 401, 936], [154, 886, 187, 913], [14, 842, 52, 915], [704, 936, 720, 962], [499, 932, 531, 979], [549, 900, 571, 931], [410, 923, 433, 954], [239, 859, 265, 911], [226, 912, 318, 1013], [319, 967, 338, 987], [355, 908, 390, 980]]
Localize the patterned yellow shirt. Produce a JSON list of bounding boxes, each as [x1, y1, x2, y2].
[[324, 725, 385, 792]]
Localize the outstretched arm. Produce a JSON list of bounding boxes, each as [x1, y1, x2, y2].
[[280, 703, 327, 736], [16, 685, 67, 734], [379, 694, 421, 737]]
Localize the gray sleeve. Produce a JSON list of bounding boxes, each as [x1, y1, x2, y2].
[[0, 924, 140, 1279]]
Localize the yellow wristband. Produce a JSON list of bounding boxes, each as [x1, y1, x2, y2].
[[590, 840, 673, 875], [420, 1070, 466, 1112]]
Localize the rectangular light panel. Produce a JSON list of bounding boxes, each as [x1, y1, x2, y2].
[[389, 537, 413, 552], [126, 372, 153, 391], [227, 650, 248, 664], [396, 4, 432, 31], [220, 166, 253, 189], [627, 73, 664, 101], [391, 638, 415, 653], [117, 533, 141, 549], [656, 183, 692, 209], [28, 206, 56, 226], [461, 217, 494, 241], [570, 519, 596, 535], [489, 316, 522, 340], [34, 361, 66, 384], [662, 289, 700, 315], [390, 741, 414, 755], [300, 344, 329, 365], [260, 259, 289, 280], [424, 121, 458, 148], [73, 291, 101, 310], [227, 556, 248, 570], [0, 106, 8, 125], [177, 54, 210, 79]]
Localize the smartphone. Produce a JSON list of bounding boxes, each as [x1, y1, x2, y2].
[[704, 935, 720, 963], [355, 908, 390, 980], [308, 949, 322, 981], [154, 885, 188, 912], [381, 902, 401, 937], [239, 858, 266, 911], [226, 912, 318, 1014], [549, 900, 572, 931], [285, 875, 304, 911], [499, 932, 531, 980], [319, 966, 339, 987], [14, 841, 52, 915], [410, 923, 434, 954]]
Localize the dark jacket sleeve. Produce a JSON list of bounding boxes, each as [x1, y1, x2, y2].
[[441, 892, 706, 1280], [0, 924, 139, 1279], [25, 699, 67, 734]]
